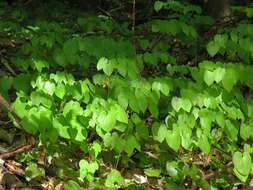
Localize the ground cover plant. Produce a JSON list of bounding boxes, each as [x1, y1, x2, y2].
[[0, 0, 253, 189]]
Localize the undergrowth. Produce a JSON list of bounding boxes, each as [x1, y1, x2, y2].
[[1, 0, 253, 189]]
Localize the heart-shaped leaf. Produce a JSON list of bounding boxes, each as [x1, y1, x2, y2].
[[204, 70, 214, 86], [207, 41, 220, 57], [233, 151, 252, 182], [154, 1, 164, 12], [213, 67, 226, 83], [171, 97, 182, 112], [197, 133, 211, 155], [181, 99, 192, 112], [166, 129, 181, 152]]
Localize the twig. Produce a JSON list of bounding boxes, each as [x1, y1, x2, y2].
[[201, 161, 233, 180], [0, 145, 32, 159], [97, 6, 114, 20], [132, 0, 136, 34], [108, 5, 126, 13], [0, 49, 16, 76], [2, 59, 16, 76], [147, 33, 166, 52]]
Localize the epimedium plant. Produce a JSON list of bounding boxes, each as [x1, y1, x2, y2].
[[1, 0, 253, 189]]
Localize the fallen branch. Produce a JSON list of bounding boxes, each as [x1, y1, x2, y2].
[[0, 145, 32, 159]]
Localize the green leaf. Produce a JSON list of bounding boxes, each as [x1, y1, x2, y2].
[[181, 98, 192, 112], [118, 93, 128, 109], [213, 67, 226, 83], [222, 68, 238, 91], [125, 135, 141, 156], [240, 123, 253, 141], [180, 126, 192, 150], [0, 76, 13, 100], [103, 132, 125, 153], [225, 120, 238, 142], [136, 123, 149, 140], [31, 91, 52, 108], [97, 57, 108, 70], [148, 91, 159, 118], [233, 151, 252, 182], [97, 57, 113, 76], [204, 70, 214, 86], [214, 34, 228, 48], [166, 129, 181, 152], [105, 169, 125, 188], [43, 81, 55, 96], [13, 95, 28, 118], [152, 81, 171, 96], [166, 162, 178, 177], [129, 93, 140, 113], [55, 83, 66, 99], [135, 89, 148, 112], [53, 117, 71, 139], [154, 1, 164, 12], [79, 159, 99, 181], [34, 59, 48, 72], [200, 115, 212, 135], [216, 112, 225, 128], [25, 163, 45, 181], [171, 97, 182, 112], [21, 115, 40, 135], [207, 41, 219, 57], [63, 39, 79, 61], [144, 168, 161, 177], [63, 101, 83, 117], [114, 104, 128, 124], [197, 133, 211, 155], [156, 124, 167, 143], [64, 180, 81, 190], [98, 112, 116, 132], [13, 74, 31, 93], [69, 118, 87, 142], [90, 141, 102, 158]]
